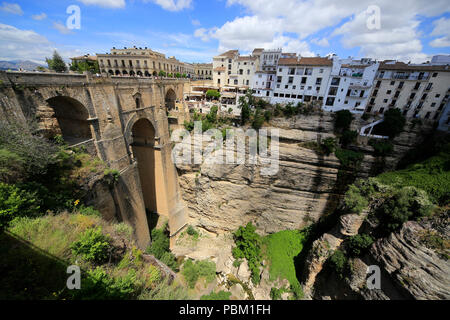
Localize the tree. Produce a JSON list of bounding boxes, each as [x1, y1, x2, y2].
[[378, 108, 406, 139], [238, 90, 254, 125], [46, 50, 67, 73], [70, 60, 99, 74], [321, 137, 336, 156], [340, 130, 358, 147], [347, 234, 374, 256], [334, 110, 354, 131], [252, 108, 265, 130], [206, 90, 220, 100]]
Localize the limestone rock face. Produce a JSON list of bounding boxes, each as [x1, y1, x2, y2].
[[370, 221, 450, 300]]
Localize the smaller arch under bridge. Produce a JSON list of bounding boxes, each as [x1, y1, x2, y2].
[[0, 71, 189, 249]]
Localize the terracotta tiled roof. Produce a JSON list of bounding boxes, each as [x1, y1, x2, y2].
[[237, 56, 257, 61], [278, 58, 300, 65], [298, 57, 332, 66], [379, 61, 450, 72], [219, 50, 239, 58]]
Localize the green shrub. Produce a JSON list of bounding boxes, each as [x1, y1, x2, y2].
[[146, 265, 161, 287], [252, 108, 265, 130], [0, 182, 41, 231], [0, 148, 24, 183], [347, 234, 374, 256], [329, 250, 347, 278], [369, 139, 394, 157], [334, 110, 354, 131], [344, 184, 369, 214], [186, 225, 199, 239], [74, 267, 140, 300], [377, 151, 450, 205], [182, 259, 216, 289], [321, 138, 337, 156], [335, 148, 364, 168], [377, 187, 434, 232], [270, 287, 282, 300], [378, 108, 406, 139], [232, 223, 262, 284], [201, 290, 231, 300], [70, 227, 111, 263], [77, 205, 101, 217], [114, 222, 133, 239], [340, 130, 358, 147], [160, 251, 179, 272], [147, 227, 170, 259]]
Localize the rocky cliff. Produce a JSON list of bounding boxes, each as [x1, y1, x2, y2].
[[176, 113, 433, 236]]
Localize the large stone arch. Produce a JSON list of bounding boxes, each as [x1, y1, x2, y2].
[[165, 88, 177, 111], [129, 118, 159, 214], [124, 113, 159, 146], [43, 96, 93, 144]]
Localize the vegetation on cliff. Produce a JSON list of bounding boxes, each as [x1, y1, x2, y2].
[[0, 120, 188, 300]]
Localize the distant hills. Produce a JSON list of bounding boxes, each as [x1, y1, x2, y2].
[[0, 60, 45, 71]]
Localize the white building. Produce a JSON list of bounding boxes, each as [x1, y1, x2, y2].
[[263, 56, 333, 105], [323, 58, 379, 113]]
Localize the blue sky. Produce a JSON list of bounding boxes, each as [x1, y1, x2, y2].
[[0, 0, 449, 64]]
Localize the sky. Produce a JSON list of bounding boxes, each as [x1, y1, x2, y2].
[[0, 0, 449, 65]]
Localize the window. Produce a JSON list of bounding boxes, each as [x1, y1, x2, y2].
[[383, 99, 388, 103], [325, 97, 335, 106], [301, 77, 307, 84], [280, 93, 285, 97], [316, 78, 322, 85], [293, 86, 296, 90], [328, 87, 338, 96], [285, 85, 289, 89], [286, 94, 291, 98], [319, 69, 324, 73], [436, 94, 441, 98], [331, 77, 340, 86], [387, 90, 392, 94], [274, 93, 279, 97], [432, 73, 438, 78], [279, 68, 282, 72], [390, 81, 395, 85], [305, 68, 312, 75], [277, 76, 282, 83], [431, 103, 436, 108], [288, 76, 294, 84]]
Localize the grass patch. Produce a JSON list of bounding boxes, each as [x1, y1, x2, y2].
[[263, 229, 307, 299], [376, 150, 450, 205]]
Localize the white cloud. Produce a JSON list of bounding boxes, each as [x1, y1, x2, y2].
[[144, 0, 192, 11], [77, 0, 125, 8], [32, 13, 47, 21], [311, 38, 330, 47], [191, 19, 201, 26], [0, 23, 83, 64], [216, 0, 450, 63], [53, 22, 75, 35], [429, 17, 450, 48], [0, 2, 23, 15]]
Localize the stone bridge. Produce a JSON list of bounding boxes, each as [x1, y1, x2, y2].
[[0, 71, 189, 248]]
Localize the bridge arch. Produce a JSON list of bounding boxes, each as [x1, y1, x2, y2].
[[165, 88, 177, 111], [128, 117, 162, 215], [45, 96, 93, 144]]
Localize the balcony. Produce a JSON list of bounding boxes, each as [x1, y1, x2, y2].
[[393, 74, 410, 80]]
